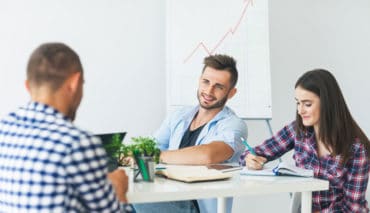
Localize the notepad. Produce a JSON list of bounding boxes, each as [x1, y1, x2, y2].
[[240, 162, 314, 177], [155, 165, 232, 183]]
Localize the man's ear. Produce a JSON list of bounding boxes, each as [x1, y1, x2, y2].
[[67, 72, 81, 93], [25, 80, 31, 93], [227, 87, 237, 99]]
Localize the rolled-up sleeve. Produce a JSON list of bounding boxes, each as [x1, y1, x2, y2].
[[208, 116, 247, 163]]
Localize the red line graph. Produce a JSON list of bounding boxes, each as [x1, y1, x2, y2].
[[183, 0, 254, 63]]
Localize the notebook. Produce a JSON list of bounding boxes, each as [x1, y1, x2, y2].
[[155, 165, 232, 183], [240, 162, 314, 177], [94, 132, 126, 171]]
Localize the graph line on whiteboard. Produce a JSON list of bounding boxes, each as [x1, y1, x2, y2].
[[183, 0, 254, 63]]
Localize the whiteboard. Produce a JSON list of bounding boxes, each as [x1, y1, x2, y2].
[[166, 0, 272, 118]]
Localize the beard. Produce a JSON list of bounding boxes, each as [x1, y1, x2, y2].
[[197, 90, 228, 110]]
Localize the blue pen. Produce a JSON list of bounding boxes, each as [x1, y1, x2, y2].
[[240, 137, 256, 155], [156, 167, 166, 170]]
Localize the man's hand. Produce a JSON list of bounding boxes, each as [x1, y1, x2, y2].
[[107, 169, 129, 203], [245, 154, 267, 170], [118, 155, 135, 167]]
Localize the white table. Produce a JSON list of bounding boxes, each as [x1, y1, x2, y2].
[[125, 168, 328, 213]]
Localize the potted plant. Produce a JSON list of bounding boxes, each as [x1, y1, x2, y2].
[[102, 135, 160, 181], [118, 136, 160, 181], [126, 137, 161, 163]]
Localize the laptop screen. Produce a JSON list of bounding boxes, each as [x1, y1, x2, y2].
[[94, 132, 126, 171]]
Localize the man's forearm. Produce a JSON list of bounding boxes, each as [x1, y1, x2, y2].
[[160, 142, 233, 165], [160, 147, 211, 165]]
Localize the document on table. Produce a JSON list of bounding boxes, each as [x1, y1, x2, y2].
[[240, 162, 314, 177], [155, 165, 232, 183]]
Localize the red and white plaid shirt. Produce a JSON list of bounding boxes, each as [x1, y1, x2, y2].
[[240, 121, 369, 212]]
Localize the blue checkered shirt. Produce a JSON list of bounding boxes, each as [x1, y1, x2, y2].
[[0, 102, 123, 212]]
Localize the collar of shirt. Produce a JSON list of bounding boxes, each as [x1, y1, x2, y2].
[[182, 105, 235, 128], [22, 101, 71, 122]]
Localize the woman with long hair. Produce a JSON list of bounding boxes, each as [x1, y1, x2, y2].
[[240, 69, 370, 212]]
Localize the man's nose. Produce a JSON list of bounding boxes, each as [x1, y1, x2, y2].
[[204, 85, 215, 94]]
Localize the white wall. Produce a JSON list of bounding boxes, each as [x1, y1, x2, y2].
[[0, 0, 166, 140], [1, 1, 369, 212], [233, 1, 370, 212]]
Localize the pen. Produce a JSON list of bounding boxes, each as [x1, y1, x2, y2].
[[240, 137, 264, 166], [240, 137, 256, 155], [155, 167, 166, 170]]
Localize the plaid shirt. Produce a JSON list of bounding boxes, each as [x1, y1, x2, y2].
[[0, 102, 123, 212], [239, 121, 369, 213]]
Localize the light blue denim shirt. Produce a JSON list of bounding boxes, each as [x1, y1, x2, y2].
[[154, 105, 247, 213]]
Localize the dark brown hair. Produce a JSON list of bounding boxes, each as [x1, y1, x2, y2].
[[295, 69, 370, 164], [27, 42, 83, 91], [202, 54, 238, 88]]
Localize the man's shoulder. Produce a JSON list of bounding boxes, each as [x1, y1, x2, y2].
[[219, 106, 245, 122], [56, 122, 97, 146], [64, 124, 94, 139], [175, 105, 196, 113], [209, 106, 247, 131], [222, 106, 238, 115], [0, 106, 99, 155], [11, 104, 96, 146], [169, 106, 197, 119]]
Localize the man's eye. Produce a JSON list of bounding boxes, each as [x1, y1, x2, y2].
[[202, 80, 209, 84]]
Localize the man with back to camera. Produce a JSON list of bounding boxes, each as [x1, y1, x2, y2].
[[134, 54, 247, 213], [0, 42, 133, 212]]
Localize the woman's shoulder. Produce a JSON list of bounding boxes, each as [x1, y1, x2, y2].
[[286, 121, 296, 128], [348, 140, 369, 165], [351, 139, 367, 153], [281, 121, 297, 133], [271, 121, 299, 139]]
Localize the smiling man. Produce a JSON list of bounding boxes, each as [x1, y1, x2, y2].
[[134, 54, 247, 213]]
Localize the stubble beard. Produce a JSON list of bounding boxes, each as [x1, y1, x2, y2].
[[197, 91, 228, 110]]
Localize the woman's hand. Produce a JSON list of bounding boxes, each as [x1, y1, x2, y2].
[[245, 154, 267, 170]]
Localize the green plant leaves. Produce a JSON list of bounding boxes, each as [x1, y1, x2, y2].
[[128, 137, 161, 163], [102, 133, 123, 159], [102, 135, 161, 165]]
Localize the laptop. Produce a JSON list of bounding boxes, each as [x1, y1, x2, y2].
[[94, 132, 127, 171]]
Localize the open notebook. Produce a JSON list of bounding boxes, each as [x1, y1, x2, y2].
[[156, 165, 232, 183], [240, 162, 314, 177]]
